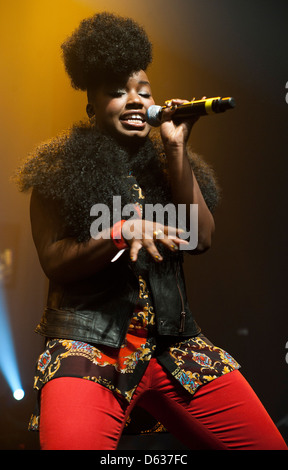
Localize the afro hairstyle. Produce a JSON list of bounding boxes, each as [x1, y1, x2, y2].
[[61, 12, 153, 91]]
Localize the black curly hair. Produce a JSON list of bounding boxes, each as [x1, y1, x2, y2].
[[61, 12, 153, 91]]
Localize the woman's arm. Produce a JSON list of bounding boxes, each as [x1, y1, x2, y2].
[[30, 188, 119, 283], [30, 188, 188, 281], [160, 99, 215, 253]]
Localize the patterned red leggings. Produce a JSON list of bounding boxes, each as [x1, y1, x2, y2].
[[39, 359, 287, 450]]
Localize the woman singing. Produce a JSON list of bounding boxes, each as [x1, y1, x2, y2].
[[15, 12, 287, 450]]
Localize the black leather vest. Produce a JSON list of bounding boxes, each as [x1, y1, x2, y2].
[[35, 251, 201, 348]]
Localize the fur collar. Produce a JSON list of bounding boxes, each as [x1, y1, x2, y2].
[[15, 121, 220, 242]]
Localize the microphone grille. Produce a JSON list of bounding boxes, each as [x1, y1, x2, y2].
[[146, 105, 162, 127]]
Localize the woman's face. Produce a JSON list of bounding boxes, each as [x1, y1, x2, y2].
[[87, 70, 155, 144]]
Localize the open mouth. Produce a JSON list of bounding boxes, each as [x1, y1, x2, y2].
[[120, 113, 146, 129]]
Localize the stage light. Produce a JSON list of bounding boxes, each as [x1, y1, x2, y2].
[[0, 285, 24, 400], [13, 388, 25, 401]]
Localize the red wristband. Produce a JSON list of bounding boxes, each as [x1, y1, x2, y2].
[[111, 220, 128, 250]]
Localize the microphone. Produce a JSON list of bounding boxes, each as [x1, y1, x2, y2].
[[146, 96, 235, 127]]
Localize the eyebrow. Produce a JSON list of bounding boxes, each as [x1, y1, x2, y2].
[[139, 80, 151, 86]]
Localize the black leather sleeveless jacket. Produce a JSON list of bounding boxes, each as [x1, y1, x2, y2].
[[15, 124, 219, 348], [35, 251, 201, 348]]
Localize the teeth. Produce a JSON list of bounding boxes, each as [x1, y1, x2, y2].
[[124, 114, 144, 122]]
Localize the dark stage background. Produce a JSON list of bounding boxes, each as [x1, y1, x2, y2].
[[0, 0, 287, 450]]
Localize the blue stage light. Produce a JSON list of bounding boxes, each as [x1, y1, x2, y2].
[[0, 286, 24, 399], [13, 388, 25, 401]]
